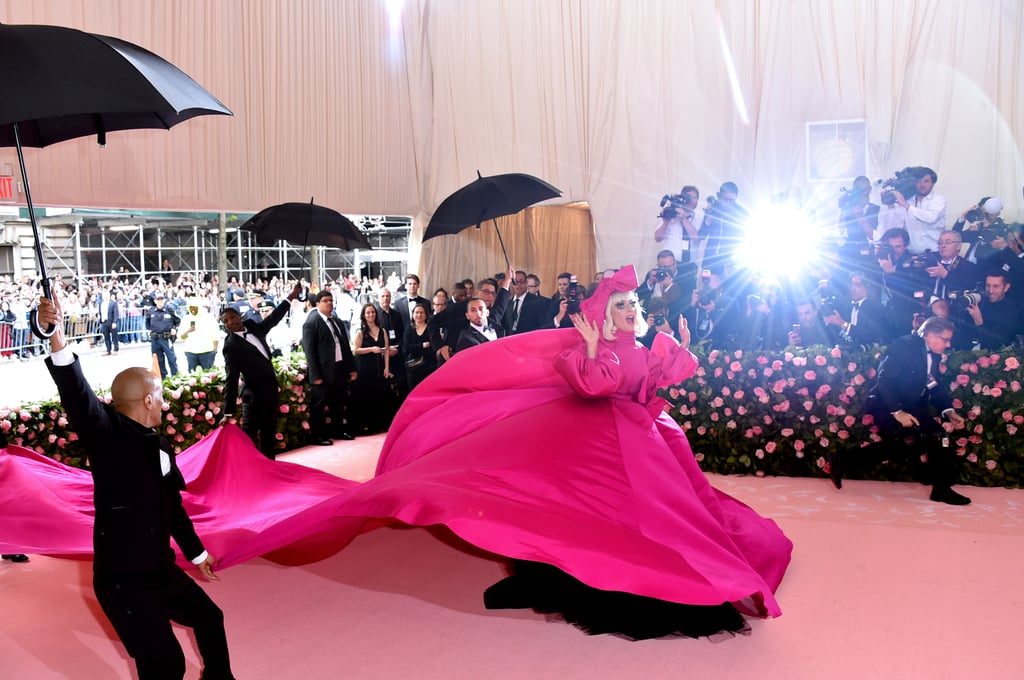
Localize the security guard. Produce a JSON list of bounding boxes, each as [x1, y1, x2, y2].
[[147, 292, 180, 378]]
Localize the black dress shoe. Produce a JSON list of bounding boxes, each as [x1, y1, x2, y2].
[[335, 432, 355, 441], [315, 438, 332, 446], [2, 554, 29, 563], [827, 451, 844, 490], [929, 487, 971, 505]]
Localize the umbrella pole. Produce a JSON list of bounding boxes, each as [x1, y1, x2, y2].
[[491, 218, 511, 271], [12, 123, 56, 338]]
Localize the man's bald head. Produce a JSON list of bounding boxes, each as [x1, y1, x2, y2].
[[111, 368, 164, 427]]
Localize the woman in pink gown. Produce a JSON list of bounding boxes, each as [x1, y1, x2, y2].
[[339, 265, 793, 637]]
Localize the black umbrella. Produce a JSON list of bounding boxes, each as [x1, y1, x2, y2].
[[0, 23, 233, 336], [423, 171, 562, 269], [240, 200, 372, 252]]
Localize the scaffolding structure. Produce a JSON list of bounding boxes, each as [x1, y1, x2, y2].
[[0, 209, 411, 288]]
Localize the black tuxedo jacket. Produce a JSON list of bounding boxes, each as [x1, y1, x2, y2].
[[222, 300, 290, 414], [866, 334, 953, 415], [503, 294, 548, 334], [845, 297, 892, 346], [394, 295, 431, 329], [100, 298, 120, 324], [47, 356, 203, 575], [456, 325, 504, 352], [301, 309, 356, 386]]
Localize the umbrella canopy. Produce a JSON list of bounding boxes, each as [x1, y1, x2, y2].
[[0, 23, 232, 147], [0, 22, 232, 337], [424, 171, 562, 239], [240, 201, 372, 251]]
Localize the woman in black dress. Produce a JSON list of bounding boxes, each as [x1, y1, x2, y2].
[[352, 303, 395, 433], [402, 303, 436, 392]]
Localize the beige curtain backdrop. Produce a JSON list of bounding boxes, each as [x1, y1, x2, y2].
[[2, 0, 1022, 292]]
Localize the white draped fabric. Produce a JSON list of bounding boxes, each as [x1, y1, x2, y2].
[[2, 0, 1022, 290]]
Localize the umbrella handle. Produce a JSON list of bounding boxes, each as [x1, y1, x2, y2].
[[13, 123, 57, 339]]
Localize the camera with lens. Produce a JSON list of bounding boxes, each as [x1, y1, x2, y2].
[[947, 290, 982, 308], [566, 275, 580, 315], [652, 314, 666, 327], [658, 193, 687, 219], [838, 186, 868, 211], [964, 208, 985, 224], [878, 166, 921, 205], [909, 249, 938, 269], [655, 267, 673, 282], [876, 242, 896, 262]]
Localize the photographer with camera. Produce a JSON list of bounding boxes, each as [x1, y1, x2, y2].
[[976, 222, 1024, 308], [925, 231, 980, 301], [837, 176, 881, 268], [953, 197, 1006, 263], [787, 298, 839, 348], [549, 272, 579, 329], [878, 167, 947, 254], [964, 272, 1020, 350], [639, 299, 678, 349], [875, 227, 922, 332], [636, 250, 694, 321], [822, 272, 893, 349], [699, 181, 749, 276], [654, 185, 704, 265]]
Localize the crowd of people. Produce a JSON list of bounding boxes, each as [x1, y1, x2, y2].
[[650, 170, 1023, 355]]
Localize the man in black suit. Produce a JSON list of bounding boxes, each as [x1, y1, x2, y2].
[[301, 291, 357, 445], [220, 282, 302, 458], [830, 316, 970, 505], [99, 288, 121, 355], [393, 274, 431, 328], [503, 269, 548, 335], [456, 297, 503, 352], [38, 295, 234, 680], [823, 272, 892, 349], [376, 289, 407, 400]]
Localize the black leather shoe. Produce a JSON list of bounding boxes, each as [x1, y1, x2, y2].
[[2, 554, 29, 563], [827, 452, 844, 490], [929, 488, 971, 505], [315, 439, 332, 446], [335, 432, 355, 441]]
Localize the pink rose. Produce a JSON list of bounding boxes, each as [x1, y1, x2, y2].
[[1012, 381, 1021, 392], [763, 368, 774, 378], [952, 398, 963, 409], [730, 361, 742, 372], [803, 400, 814, 411], [781, 428, 794, 437], [986, 460, 997, 470], [726, 420, 737, 429], [804, 370, 816, 381], [794, 440, 805, 451], [1008, 425, 1018, 435], [710, 412, 719, 421], [734, 350, 743, 358], [815, 355, 828, 366], [734, 390, 745, 400], [1005, 357, 1020, 370], [757, 356, 768, 365], [721, 387, 731, 397], [844, 415, 856, 427], [772, 360, 783, 370], [956, 374, 970, 386], [275, 433, 285, 440], [765, 442, 777, 453], [755, 449, 765, 459], [714, 367, 723, 377], [838, 430, 849, 440], [990, 387, 1003, 398], [967, 453, 978, 463], [978, 356, 991, 368], [819, 437, 829, 447], [697, 426, 707, 435], [279, 404, 291, 413]]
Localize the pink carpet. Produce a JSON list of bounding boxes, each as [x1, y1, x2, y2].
[[2, 434, 1022, 679]]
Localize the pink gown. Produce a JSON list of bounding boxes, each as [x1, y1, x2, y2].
[[1, 329, 791, 630]]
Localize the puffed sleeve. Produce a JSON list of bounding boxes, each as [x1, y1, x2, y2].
[[649, 331, 700, 387], [553, 346, 623, 398]]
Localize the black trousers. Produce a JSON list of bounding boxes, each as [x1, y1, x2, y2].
[[309, 367, 350, 439], [94, 565, 233, 680], [240, 387, 280, 457], [861, 398, 959, 489]]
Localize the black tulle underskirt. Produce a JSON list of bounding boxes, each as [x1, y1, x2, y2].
[[484, 560, 749, 640]]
